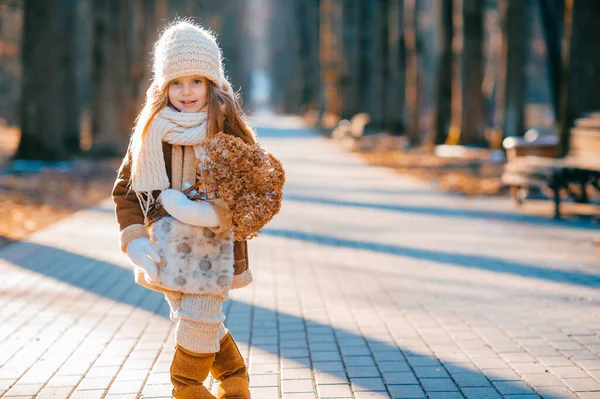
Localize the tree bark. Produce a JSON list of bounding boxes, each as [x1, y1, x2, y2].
[[496, 0, 530, 138], [538, 0, 564, 122], [297, 0, 321, 112], [340, 0, 362, 119], [15, 0, 79, 161], [404, 0, 422, 144], [558, 0, 600, 157], [430, 0, 453, 145], [362, 0, 387, 130], [90, 0, 135, 156], [320, 0, 343, 119], [460, 0, 486, 145], [386, 0, 406, 136]]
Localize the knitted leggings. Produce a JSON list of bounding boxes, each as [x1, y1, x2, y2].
[[164, 293, 228, 354]]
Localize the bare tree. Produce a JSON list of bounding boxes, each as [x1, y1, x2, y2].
[[319, 0, 344, 118], [362, 0, 388, 130], [15, 0, 79, 161], [429, 0, 453, 145], [296, 0, 321, 112], [404, 0, 422, 144], [218, 0, 250, 97], [460, 0, 486, 145], [90, 0, 135, 156], [386, 0, 406, 136], [496, 0, 530, 138], [538, 0, 563, 122], [558, 0, 600, 156]]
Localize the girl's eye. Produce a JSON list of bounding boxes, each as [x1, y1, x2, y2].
[[172, 81, 180, 86], [193, 79, 202, 84]]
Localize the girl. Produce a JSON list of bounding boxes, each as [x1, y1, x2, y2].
[[112, 21, 256, 398]]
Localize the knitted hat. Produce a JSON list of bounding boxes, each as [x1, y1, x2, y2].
[[153, 21, 233, 95]]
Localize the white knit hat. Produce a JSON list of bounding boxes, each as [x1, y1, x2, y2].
[[153, 21, 232, 95]]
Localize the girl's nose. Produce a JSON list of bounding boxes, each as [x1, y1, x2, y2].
[[182, 83, 191, 94]]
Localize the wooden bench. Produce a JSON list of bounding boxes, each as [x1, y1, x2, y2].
[[501, 116, 600, 218]]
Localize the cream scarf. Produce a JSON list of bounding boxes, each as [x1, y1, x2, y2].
[[129, 107, 208, 220]]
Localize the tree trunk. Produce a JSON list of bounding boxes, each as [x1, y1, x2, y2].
[[320, 0, 343, 119], [430, 0, 453, 145], [362, 0, 387, 130], [340, 0, 362, 119], [129, 0, 161, 113], [297, 0, 321, 112], [538, 0, 564, 121], [404, 0, 422, 144], [15, 0, 79, 161], [386, 0, 406, 136], [90, 0, 134, 156], [558, 0, 600, 157], [496, 0, 530, 138], [460, 0, 486, 145], [211, 0, 247, 97]]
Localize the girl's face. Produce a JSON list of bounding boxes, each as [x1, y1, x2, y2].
[[168, 76, 209, 113]]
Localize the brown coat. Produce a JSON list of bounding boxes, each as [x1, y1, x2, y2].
[[111, 141, 249, 277]]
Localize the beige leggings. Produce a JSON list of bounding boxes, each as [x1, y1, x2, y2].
[[164, 293, 228, 354]]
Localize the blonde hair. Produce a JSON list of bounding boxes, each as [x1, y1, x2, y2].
[[129, 79, 256, 181]]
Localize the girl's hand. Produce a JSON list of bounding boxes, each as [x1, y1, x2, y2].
[[159, 189, 219, 228], [125, 237, 162, 282]]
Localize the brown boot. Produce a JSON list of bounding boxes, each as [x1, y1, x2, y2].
[[210, 332, 250, 399], [171, 344, 217, 398]]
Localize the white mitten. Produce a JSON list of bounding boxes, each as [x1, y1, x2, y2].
[[125, 237, 162, 282], [159, 185, 220, 228]]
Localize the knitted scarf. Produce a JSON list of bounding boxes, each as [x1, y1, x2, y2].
[[129, 107, 208, 220]]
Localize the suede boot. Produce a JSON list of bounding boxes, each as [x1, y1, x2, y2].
[[171, 344, 217, 398], [210, 332, 250, 399]]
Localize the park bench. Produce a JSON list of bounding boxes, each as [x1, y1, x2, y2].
[[501, 115, 600, 218]]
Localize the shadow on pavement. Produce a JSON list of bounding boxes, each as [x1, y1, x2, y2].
[[283, 193, 600, 232], [262, 228, 600, 289], [0, 240, 543, 397]]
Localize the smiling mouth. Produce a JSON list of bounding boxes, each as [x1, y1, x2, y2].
[[181, 100, 197, 105]]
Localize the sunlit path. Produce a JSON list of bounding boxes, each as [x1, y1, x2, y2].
[[0, 116, 598, 398]]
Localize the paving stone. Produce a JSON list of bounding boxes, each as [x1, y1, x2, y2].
[[2, 118, 599, 399], [562, 377, 600, 392], [534, 386, 579, 398], [492, 380, 536, 395], [420, 378, 459, 392], [382, 371, 419, 385], [451, 372, 491, 388], [282, 379, 315, 393], [462, 387, 502, 398], [428, 392, 467, 399], [414, 366, 450, 379], [316, 383, 352, 397], [283, 393, 318, 399], [349, 377, 386, 392], [388, 384, 426, 398], [250, 373, 279, 387], [249, 386, 280, 399], [353, 392, 390, 399], [520, 373, 565, 387]]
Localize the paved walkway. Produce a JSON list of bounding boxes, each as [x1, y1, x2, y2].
[[0, 116, 599, 399]]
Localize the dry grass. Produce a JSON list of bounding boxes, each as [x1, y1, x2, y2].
[[358, 147, 506, 197], [0, 126, 120, 247]]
